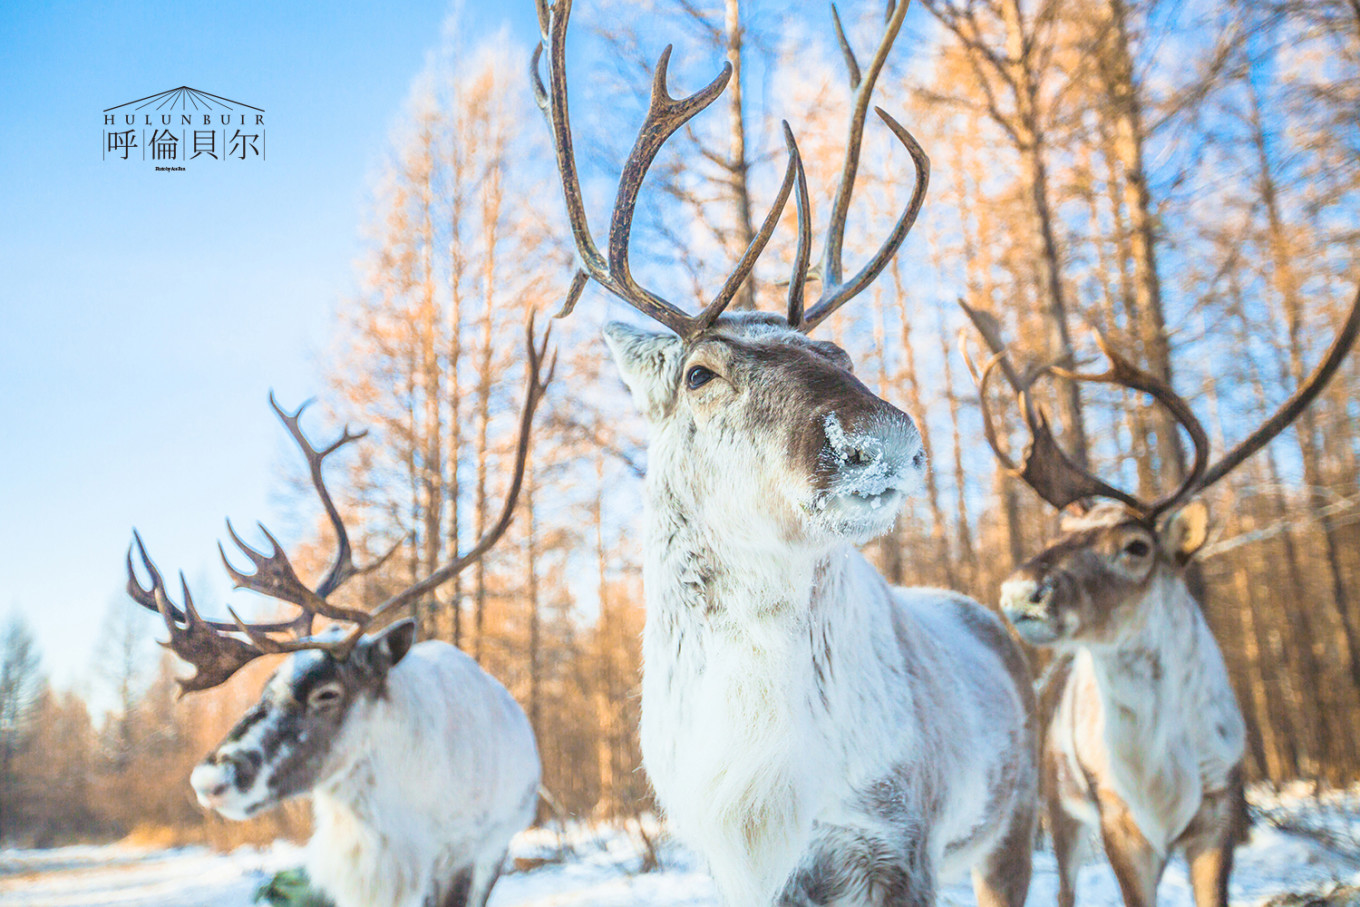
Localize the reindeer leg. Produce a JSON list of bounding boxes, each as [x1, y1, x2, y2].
[[466, 851, 506, 907], [1179, 772, 1246, 907], [1045, 748, 1094, 907], [435, 866, 474, 907], [1185, 837, 1232, 907], [1095, 790, 1165, 907], [972, 794, 1036, 907], [1049, 798, 1088, 907]]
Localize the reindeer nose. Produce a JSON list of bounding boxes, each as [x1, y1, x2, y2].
[[1000, 577, 1050, 614], [190, 762, 234, 802], [826, 420, 884, 470], [823, 411, 922, 474], [845, 445, 874, 468], [234, 750, 262, 771], [209, 748, 262, 786]]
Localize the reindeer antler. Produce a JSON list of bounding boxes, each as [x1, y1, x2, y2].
[[1198, 284, 1360, 489], [532, 0, 799, 339], [959, 300, 1204, 517], [343, 315, 557, 636], [127, 532, 305, 692], [962, 329, 1147, 514], [536, 0, 927, 338], [787, 1, 931, 333], [960, 284, 1360, 520], [128, 315, 557, 694], [216, 395, 397, 633]]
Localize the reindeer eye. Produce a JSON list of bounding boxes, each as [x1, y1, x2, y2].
[[1122, 539, 1151, 558], [308, 686, 342, 709], [686, 365, 715, 390]]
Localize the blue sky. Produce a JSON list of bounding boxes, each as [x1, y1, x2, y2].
[[0, 0, 545, 690]]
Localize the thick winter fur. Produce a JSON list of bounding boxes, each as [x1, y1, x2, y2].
[[1001, 502, 1247, 907], [190, 622, 539, 907], [606, 312, 1038, 907]]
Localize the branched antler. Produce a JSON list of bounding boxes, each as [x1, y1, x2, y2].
[[536, 0, 927, 338], [349, 315, 558, 634], [127, 532, 303, 692], [963, 335, 1162, 514], [532, 0, 795, 338], [1198, 284, 1360, 488], [789, 1, 931, 333], [128, 316, 557, 694], [959, 285, 1360, 520]]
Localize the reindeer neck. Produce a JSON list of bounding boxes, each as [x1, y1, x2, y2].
[[1083, 572, 1210, 713], [1074, 571, 1244, 847], [644, 475, 862, 627], [313, 761, 374, 825], [639, 471, 916, 719], [638, 472, 916, 899], [308, 735, 426, 907], [311, 691, 412, 830]]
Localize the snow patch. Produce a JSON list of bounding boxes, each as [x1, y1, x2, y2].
[[4, 790, 1360, 906]]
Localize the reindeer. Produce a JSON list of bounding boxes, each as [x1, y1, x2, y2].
[[532, 3, 1038, 905], [125, 322, 555, 907], [959, 293, 1360, 907]]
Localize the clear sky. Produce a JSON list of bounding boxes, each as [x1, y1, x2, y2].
[[0, 0, 546, 690]]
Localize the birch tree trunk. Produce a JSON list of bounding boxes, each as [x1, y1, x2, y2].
[[472, 151, 505, 662]]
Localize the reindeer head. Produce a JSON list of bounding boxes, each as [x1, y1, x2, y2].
[[189, 620, 414, 820], [606, 314, 923, 546], [999, 501, 1208, 647], [961, 291, 1358, 648], [534, 0, 929, 548]]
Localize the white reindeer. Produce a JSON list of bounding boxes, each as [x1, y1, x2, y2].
[[126, 324, 555, 907], [533, 2, 1039, 904], [961, 295, 1360, 907], [192, 623, 538, 907]]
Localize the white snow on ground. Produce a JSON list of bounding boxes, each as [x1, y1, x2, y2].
[[3, 791, 1358, 907], [0, 842, 305, 907]]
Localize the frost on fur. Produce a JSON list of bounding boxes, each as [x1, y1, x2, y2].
[[820, 413, 898, 501]]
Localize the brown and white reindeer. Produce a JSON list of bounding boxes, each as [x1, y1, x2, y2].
[[533, 2, 1038, 905], [125, 321, 555, 907], [960, 293, 1360, 907]]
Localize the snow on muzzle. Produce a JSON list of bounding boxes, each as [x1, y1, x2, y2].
[[810, 407, 925, 535]]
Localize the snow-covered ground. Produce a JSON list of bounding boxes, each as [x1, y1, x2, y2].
[[3, 792, 1358, 907]]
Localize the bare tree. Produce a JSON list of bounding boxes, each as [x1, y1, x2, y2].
[[923, 0, 1091, 463], [0, 615, 44, 841]]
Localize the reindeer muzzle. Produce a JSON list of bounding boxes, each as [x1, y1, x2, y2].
[[809, 405, 924, 538], [1000, 575, 1061, 645], [190, 748, 264, 819]]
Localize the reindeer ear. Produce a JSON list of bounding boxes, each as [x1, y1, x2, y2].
[[603, 322, 683, 422], [1159, 500, 1209, 565], [364, 619, 416, 675]]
